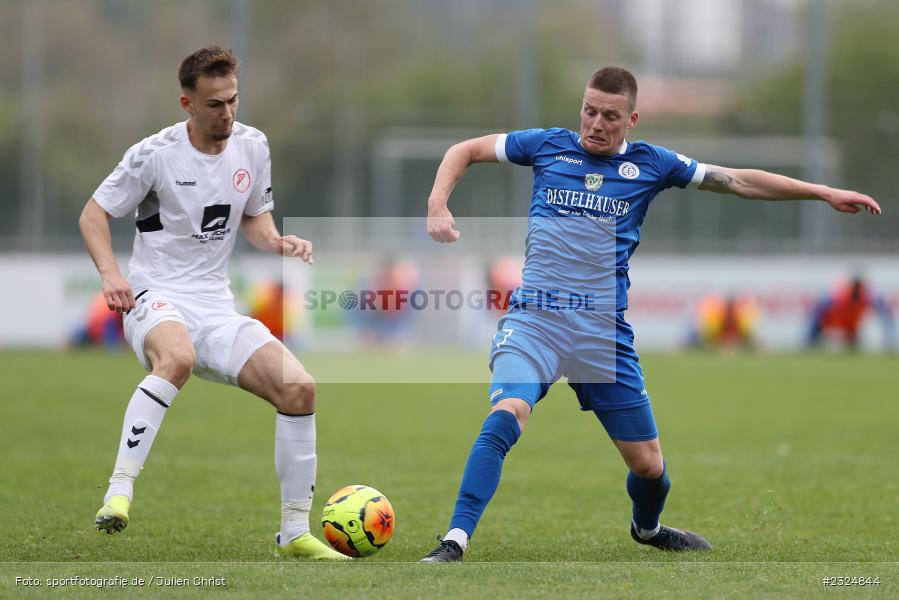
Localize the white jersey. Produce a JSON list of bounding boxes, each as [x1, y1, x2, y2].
[[93, 120, 273, 295]]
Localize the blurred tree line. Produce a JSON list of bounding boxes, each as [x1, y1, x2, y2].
[[731, 0, 899, 249], [0, 0, 894, 250]]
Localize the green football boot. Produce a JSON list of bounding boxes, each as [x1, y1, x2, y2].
[[275, 532, 352, 561], [95, 495, 130, 534]]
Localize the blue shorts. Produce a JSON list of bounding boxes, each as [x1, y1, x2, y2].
[[489, 307, 649, 409], [488, 308, 656, 441], [592, 403, 658, 442]]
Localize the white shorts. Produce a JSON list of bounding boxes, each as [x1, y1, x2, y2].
[[123, 288, 278, 386]]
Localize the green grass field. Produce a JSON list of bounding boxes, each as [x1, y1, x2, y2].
[[0, 350, 895, 598]]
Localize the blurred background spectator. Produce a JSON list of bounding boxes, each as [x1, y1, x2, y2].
[[69, 292, 124, 349], [688, 294, 759, 351], [807, 276, 896, 351]]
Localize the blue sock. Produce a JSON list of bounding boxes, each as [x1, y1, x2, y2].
[[626, 463, 670, 531], [448, 410, 521, 538]]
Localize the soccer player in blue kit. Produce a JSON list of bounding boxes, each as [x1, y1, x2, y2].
[[420, 67, 881, 562]]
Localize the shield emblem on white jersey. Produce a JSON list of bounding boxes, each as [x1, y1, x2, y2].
[[585, 173, 603, 191]]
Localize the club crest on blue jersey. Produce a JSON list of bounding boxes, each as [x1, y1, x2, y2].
[[584, 173, 603, 191], [618, 162, 640, 180]]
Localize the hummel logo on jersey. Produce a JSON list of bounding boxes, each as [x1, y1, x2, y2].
[[175, 180, 197, 186], [556, 155, 583, 165], [201, 205, 231, 232]]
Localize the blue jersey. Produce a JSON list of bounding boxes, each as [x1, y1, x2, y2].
[[497, 128, 705, 311]]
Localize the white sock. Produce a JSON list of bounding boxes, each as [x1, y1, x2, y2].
[[634, 521, 661, 540], [444, 528, 469, 551], [275, 412, 317, 545], [105, 375, 178, 502]]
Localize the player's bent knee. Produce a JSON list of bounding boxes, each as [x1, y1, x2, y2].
[[491, 397, 531, 431], [153, 348, 196, 387], [277, 378, 316, 415], [629, 456, 665, 479], [491, 397, 530, 417]]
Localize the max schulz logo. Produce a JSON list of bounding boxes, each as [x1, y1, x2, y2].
[[193, 204, 232, 244], [201, 205, 231, 232], [584, 173, 603, 192]]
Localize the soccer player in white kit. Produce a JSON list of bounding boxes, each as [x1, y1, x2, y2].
[[79, 46, 347, 560]]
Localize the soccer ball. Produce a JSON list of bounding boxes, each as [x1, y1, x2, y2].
[[321, 485, 395, 557]]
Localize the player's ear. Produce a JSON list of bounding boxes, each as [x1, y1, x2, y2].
[[626, 110, 639, 129], [179, 93, 192, 115]]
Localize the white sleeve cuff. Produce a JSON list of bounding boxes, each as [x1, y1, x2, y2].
[[689, 163, 707, 189], [495, 134, 508, 163], [91, 191, 128, 219], [243, 205, 273, 217]]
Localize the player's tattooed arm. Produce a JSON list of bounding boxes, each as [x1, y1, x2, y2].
[[696, 163, 881, 213], [702, 168, 733, 189], [698, 166, 736, 194]]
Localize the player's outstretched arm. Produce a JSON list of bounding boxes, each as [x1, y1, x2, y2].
[[698, 164, 882, 215], [79, 198, 135, 313], [241, 211, 313, 264], [427, 134, 503, 243]]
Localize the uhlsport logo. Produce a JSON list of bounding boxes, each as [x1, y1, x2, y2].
[[618, 162, 640, 179], [233, 168, 251, 193], [584, 173, 603, 191]]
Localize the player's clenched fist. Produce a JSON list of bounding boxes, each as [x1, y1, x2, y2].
[[427, 206, 461, 243], [102, 273, 135, 313], [280, 235, 314, 263]]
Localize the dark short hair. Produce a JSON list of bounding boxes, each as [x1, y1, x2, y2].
[[178, 46, 238, 90], [587, 67, 638, 110]]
